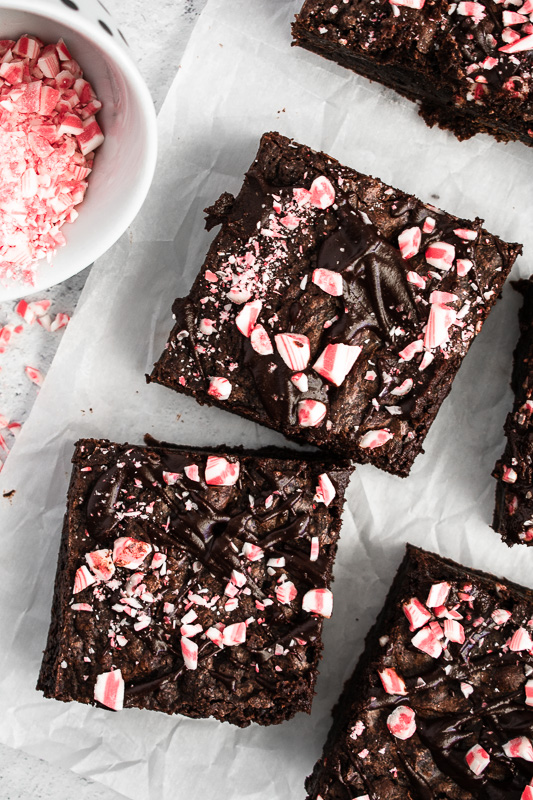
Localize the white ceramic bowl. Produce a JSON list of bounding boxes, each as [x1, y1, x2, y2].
[[0, 0, 158, 301]]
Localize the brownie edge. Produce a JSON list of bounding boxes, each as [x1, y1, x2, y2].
[[37, 437, 353, 727], [306, 545, 533, 799]]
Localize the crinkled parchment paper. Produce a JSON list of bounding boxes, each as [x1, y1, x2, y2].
[[1, 1, 533, 797]]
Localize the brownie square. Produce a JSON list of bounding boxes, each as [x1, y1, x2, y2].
[[37, 438, 353, 727], [306, 545, 533, 799], [493, 278, 533, 547], [149, 132, 521, 477], [293, 0, 533, 149]]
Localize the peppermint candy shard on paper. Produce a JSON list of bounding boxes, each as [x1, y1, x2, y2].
[[94, 669, 124, 711], [205, 455, 240, 486], [302, 587, 333, 618], [313, 343, 361, 386]]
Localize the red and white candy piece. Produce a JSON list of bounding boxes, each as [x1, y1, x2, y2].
[[243, 543, 264, 562], [502, 467, 518, 484], [291, 372, 308, 392], [491, 608, 512, 625], [522, 785, 533, 800], [407, 271, 426, 289], [411, 626, 443, 658], [298, 399, 327, 427], [73, 565, 96, 594], [85, 549, 115, 582], [312, 268, 343, 296], [425, 242, 455, 271], [391, 378, 414, 397], [503, 737, 533, 761], [236, 300, 262, 337], [162, 471, 180, 485], [389, 0, 425, 8], [94, 669, 124, 711], [387, 706, 416, 740], [181, 637, 198, 670], [315, 473, 336, 506], [398, 227, 421, 260], [227, 284, 252, 304], [250, 324, 274, 355], [302, 587, 333, 618], [25, 366, 44, 386], [403, 597, 432, 631], [222, 621, 247, 646], [379, 667, 407, 695], [503, 10, 528, 25], [276, 581, 297, 605], [309, 175, 335, 209], [184, 464, 200, 481], [444, 619, 465, 644], [112, 538, 152, 569], [424, 303, 457, 350], [525, 679, 533, 707], [456, 259, 473, 277], [509, 627, 533, 651], [426, 582, 451, 608], [205, 455, 240, 486], [205, 626, 224, 647], [399, 340, 424, 361], [275, 333, 310, 371], [359, 429, 393, 449], [208, 376, 232, 401], [423, 217, 436, 233], [500, 33, 533, 52], [199, 318, 216, 336], [466, 744, 490, 775], [310, 537, 320, 562], [313, 343, 361, 386]]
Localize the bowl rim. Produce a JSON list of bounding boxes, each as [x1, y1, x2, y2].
[[0, 0, 159, 301]]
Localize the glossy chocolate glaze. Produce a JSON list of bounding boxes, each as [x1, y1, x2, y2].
[[306, 545, 533, 799], [37, 438, 352, 727]]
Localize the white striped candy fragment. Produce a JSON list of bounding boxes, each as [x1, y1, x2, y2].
[[205, 455, 240, 486], [389, 0, 425, 7], [227, 284, 252, 304], [181, 623, 203, 638], [423, 217, 435, 233], [387, 706, 416, 739], [457, 0, 486, 17], [503, 467, 518, 483], [163, 471, 180, 485], [522, 785, 533, 800], [250, 324, 274, 355], [379, 667, 407, 695], [298, 399, 327, 427], [310, 537, 320, 561], [94, 669, 124, 711], [503, 10, 527, 24], [503, 737, 533, 761], [199, 318, 216, 335], [454, 228, 477, 241], [359, 429, 393, 449], [71, 603, 93, 612], [181, 637, 198, 669], [411, 625, 443, 658], [206, 626, 224, 647], [315, 473, 336, 506], [291, 372, 308, 392], [399, 339, 424, 361], [500, 33, 533, 52], [426, 582, 451, 608], [444, 619, 465, 643], [391, 378, 414, 397], [430, 291, 458, 305], [184, 464, 200, 481], [509, 627, 533, 651], [113, 538, 152, 569], [407, 271, 426, 289], [151, 552, 166, 570], [425, 242, 455, 271], [313, 343, 361, 386], [302, 587, 333, 618], [456, 259, 473, 277], [424, 303, 457, 350], [309, 175, 335, 209], [466, 744, 490, 775], [222, 621, 247, 646], [236, 300, 262, 337], [403, 597, 432, 631], [243, 542, 264, 561], [276, 581, 297, 604], [525, 679, 533, 706], [312, 268, 343, 296], [73, 565, 96, 594], [398, 227, 421, 259], [208, 376, 232, 401], [275, 333, 310, 371], [85, 549, 115, 582], [491, 608, 512, 625]]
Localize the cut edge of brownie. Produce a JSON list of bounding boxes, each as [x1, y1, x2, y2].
[[37, 436, 354, 728]]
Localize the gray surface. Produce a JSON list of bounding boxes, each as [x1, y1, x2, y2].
[[0, 0, 206, 796]]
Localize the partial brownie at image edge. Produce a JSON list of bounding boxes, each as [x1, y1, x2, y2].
[[306, 544, 533, 800], [37, 437, 353, 727], [493, 278, 533, 547], [292, 0, 533, 150], [149, 131, 521, 477]]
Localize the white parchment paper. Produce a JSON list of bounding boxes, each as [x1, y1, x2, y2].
[[1, 1, 533, 797]]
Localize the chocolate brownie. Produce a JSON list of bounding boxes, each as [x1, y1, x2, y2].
[[149, 132, 521, 477], [293, 0, 533, 148], [306, 544, 533, 800], [37, 437, 353, 727], [493, 278, 533, 546]]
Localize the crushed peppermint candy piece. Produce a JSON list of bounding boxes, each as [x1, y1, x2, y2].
[[491, 608, 512, 625], [503, 737, 533, 761], [466, 744, 490, 775], [359, 429, 393, 449], [312, 267, 343, 296], [403, 597, 432, 630], [411, 625, 443, 658], [222, 621, 247, 646], [184, 464, 200, 481], [407, 271, 426, 289], [499, 33, 533, 52], [315, 473, 336, 506], [391, 378, 414, 397], [309, 175, 335, 209], [389, 0, 425, 7], [399, 339, 424, 361], [73, 565, 96, 594], [310, 537, 320, 561], [426, 582, 451, 608], [275, 333, 310, 371], [85, 549, 114, 582], [205, 455, 240, 486], [276, 581, 297, 604], [509, 627, 533, 651], [525, 679, 533, 706], [387, 705, 416, 739], [456, 258, 473, 277], [398, 227, 421, 259], [302, 587, 333, 618], [235, 300, 262, 337], [379, 667, 407, 695], [94, 669, 124, 711], [208, 376, 232, 401], [162, 471, 180, 485], [425, 242, 455, 271], [298, 399, 327, 427], [313, 343, 361, 386], [112, 537, 152, 569], [181, 637, 198, 670], [250, 324, 274, 355], [444, 619, 465, 643], [25, 366, 44, 386], [291, 371, 308, 392], [424, 302, 457, 350], [205, 626, 224, 647], [243, 542, 264, 561]]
